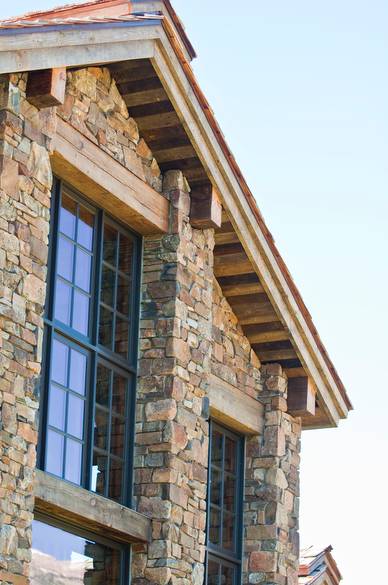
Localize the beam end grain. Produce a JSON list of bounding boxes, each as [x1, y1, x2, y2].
[[190, 184, 222, 229], [34, 469, 151, 544], [209, 373, 263, 435], [287, 377, 316, 417], [27, 68, 66, 108]]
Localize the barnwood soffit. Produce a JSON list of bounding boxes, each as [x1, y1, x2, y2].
[[0, 2, 352, 428], [34, 469, 151, 544]]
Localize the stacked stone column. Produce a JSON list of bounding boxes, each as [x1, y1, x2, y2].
[[244, 364, 301, 585], [133, 171, 214, 585], [0, 74, 52, 583]]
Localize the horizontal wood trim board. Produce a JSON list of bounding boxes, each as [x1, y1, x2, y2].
[[208, 373, 263, 435], [52, 118, 169, 235], [34, 469, 151, 544]]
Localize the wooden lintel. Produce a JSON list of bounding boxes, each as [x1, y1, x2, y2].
[[27, 68, 66, 108], [34, 469, 151, 544], [287, 377, 316, 417], [190, 183, 222, 229], [209, 374, 263, 435], [52, 117, 169, 235]]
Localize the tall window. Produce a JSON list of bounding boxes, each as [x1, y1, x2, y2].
[[39, 179, 140, 505], [206, 423, 244, 585]]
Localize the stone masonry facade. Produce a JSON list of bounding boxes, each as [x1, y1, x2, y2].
[[0, 67, 301, 585]]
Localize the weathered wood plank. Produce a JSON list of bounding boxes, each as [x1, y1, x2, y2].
[[34, 469, 151, 544], [209, 374, 263, 435], [257, 348, 298, 362], [153, 144, 197, 163], [136, 111, 181, 131], [287, 377, 316, 417], [52, 118, 169, 235], [247, 330, 289, 344], [214, 253, 253, 277], [124, 87, 169, 107]]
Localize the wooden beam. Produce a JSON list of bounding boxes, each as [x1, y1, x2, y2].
[[34, 469, 151, 544], [214, 253, 253, 277], [124, 87, 169, 107], [284, 367, 306, 379], [26, 68, 66, 108], [220, 281, 264, 297], [52, 117, 169, 235], [209, 374, 263, 435], [190, 183, 222, 229], [287, 377, 316, 417], [153, 144, 197, 163], [257, 348, 298, 362], [136, 111, 181, 131], [215, 230, 240, 245], [247, 329, 289, 344]]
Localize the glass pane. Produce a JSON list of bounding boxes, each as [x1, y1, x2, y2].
[[75, 248, 92, 292], [91, 451, 107, 496], [212, 430, 223, 468], [78, 206, 94, 250], [222, 513, 235, 551], [51, 339, 68, 386], [101, 264, 115, 308], [48, 385, 66, 431], [46, 430, 64, 477], [94, 407, 109, 451], [211, 468, 222, 506], [54, 280, 72, 326], [57, 236, 74, 282], [225, 436, 236, 473], [69, 349, 87, 395], [222, 564, 235, 585], [209, 506, 221, 546], [207, 559, 220, 585], [96, 364, 110, 407], [111, 416, 124, 458], [99, 306, 113, 349], [59, 192, 76, 239], [224, 475, 236, 512], [72, 290, 89, 335], [116, 275, 130, 315], [118, 234, 133, 273], [67, 394, 84, 439], [65, 438, 82, 485], [103, 224, 117, 266], [109, 458, 123, 502], [112, 373, 126, 415], [31, 520, 122, 585], [115, 316, 129, 357]]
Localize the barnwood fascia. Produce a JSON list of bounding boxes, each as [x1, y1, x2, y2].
[[208, 374, 264, 436], [34, 469, 151, 543], [51, 117, 169, 235], [0, 23, 349, 426], [150, 32, 348, 426]]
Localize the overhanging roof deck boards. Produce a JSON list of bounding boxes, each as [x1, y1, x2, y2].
[[0, 0, 352, 428]]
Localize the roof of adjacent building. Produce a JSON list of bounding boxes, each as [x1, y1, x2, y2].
[[299, 546, 342, 585], [0, 0, 353, 422]]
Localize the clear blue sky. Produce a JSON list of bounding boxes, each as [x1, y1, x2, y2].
[[3, 0, 388, 583]]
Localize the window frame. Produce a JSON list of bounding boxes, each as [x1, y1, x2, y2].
[[38, 177, 142, 508], [206, 421, 245, 585]]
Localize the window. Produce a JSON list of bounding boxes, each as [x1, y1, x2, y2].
[[31, 517, 128, 585], [206, 423, 244, 585], [39, 179, 140, 505]]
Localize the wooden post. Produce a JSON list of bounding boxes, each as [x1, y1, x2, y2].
[[190, 182, 222, 229], [27, 68, 66, 108]]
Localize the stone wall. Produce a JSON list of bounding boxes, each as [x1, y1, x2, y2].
[[133, 171, 214, 585], [212, 280, 262, 399], [245, 364, 301, 585], [0, 73, 52, 583], [58, 67, 162, 192]]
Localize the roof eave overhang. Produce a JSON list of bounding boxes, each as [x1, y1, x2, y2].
[[0, 20, 351, 427]]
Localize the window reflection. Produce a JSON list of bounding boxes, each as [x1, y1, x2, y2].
[[31, 520, 121, 585]]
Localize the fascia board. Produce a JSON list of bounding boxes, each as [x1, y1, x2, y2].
[[151, 30, 348, 425]]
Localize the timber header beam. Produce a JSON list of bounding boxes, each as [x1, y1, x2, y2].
[[52, 117, 169, 235]]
